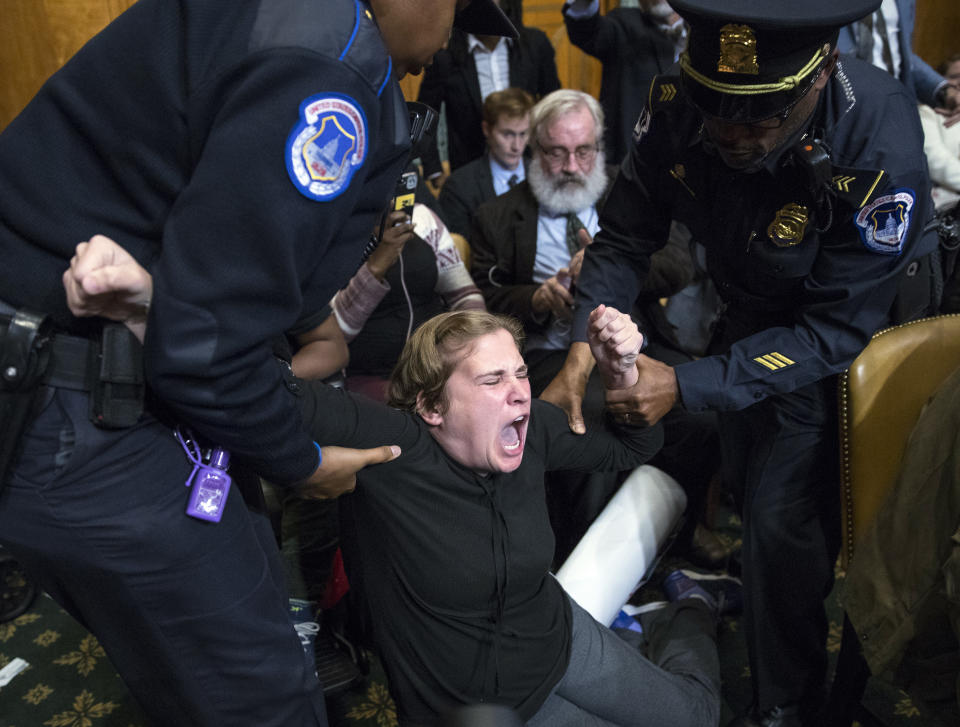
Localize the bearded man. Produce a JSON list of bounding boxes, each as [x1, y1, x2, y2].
[[468, 89, 722, 569], [470, 88, 611, 388]]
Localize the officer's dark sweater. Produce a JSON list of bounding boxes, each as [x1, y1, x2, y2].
[[0, 0, 410, 485], [297, 382, 663, 724]]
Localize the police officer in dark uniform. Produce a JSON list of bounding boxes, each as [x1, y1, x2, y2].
[[0, 0, 514, 725], [542, 1, 940, 725]]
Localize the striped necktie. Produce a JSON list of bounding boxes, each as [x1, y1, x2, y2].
[[873, 10, 897, 76], [566, 213, 585, 257]]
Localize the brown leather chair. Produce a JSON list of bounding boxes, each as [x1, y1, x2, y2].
[[829, 313, 960, 726], [838, 313, 960, 570]]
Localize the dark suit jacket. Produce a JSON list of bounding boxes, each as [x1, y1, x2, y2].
[[417, 28, 560, 177], [469, 175, 692, 341], [438, 154, 530, 237], [563, 5, 677, 164], [438, 155, 496, 238], [469, 180, 544, 330], [836, 0, 944, 107]]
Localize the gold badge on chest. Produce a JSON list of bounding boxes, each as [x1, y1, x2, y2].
[[767, 203, 809, 247], [718, 24, 759, 75]]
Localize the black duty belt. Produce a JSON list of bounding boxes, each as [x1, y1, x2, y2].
[[0, 309, 145, 428], [42, 334, 95, 391], [2, 309, 146, 492]]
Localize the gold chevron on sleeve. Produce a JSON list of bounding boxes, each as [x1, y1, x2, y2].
[[753, 352, 795, 370]]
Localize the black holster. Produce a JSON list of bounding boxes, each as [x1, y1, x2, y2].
[[87, 323, 144, 429], [0, 309, 51, 491]]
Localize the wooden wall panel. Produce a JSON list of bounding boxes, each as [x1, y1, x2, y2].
[[523, 0, 601, 97], [915, 0, 960, 73], [3, 1, 956, 129], [398, 0, 607, 102], [0, 0, 136, 131], [399, 70, 424, 102]]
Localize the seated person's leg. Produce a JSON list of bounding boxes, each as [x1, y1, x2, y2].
[[527, 595, 720, 727]]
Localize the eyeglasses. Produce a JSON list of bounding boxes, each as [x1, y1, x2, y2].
[[703, 104, 792, 132], [744, 105, 794, 130], [536, 142, 599, 165], [702, 65, 828, 132]]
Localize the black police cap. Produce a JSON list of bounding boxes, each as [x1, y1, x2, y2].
[[454, 0, 518, 40], [671, 0, 880, 123]]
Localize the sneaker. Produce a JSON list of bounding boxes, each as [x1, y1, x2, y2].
[[623, 600, 670, 617], [288, 597, 315, 621], [289, 599, 363, 696], [662, 569, 742, 615], [611, 609, 645, 634], [288, 598, 321, 662], [293, 619, 321, 649], [612, 600, 671, 634]]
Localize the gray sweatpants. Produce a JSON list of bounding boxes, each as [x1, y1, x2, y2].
[[526, 595, 721, 727]]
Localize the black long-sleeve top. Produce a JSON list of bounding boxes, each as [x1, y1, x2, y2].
[[297, 381, 663, 724]]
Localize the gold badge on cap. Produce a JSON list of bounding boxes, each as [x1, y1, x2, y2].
[[718, 24, 759, 75], [767, 203, 809, 247]]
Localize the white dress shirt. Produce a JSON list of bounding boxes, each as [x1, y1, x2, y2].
[[468, 34, 511, 102]]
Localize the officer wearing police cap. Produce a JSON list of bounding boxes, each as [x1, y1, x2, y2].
[[0, 1, 513, 725], [543, 0, 940, 725]]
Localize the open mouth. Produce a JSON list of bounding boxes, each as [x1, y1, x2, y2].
[[499, 414, 528, 453]]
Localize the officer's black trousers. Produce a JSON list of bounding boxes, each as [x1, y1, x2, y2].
[[0, 387, 328, 726], [720, 377, 841, 713]]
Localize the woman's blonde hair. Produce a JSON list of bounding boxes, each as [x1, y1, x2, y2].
[[386, 310, 524, 415]]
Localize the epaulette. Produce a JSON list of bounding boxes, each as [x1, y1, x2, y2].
[[647, 74, 681, 113], [829, 165, 888, 209], [338, 2, 393, 95], [250, 0, 390, 95]]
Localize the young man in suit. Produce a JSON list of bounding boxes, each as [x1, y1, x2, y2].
[[417, 0, 560, 185], [438, 87, 534, 237]]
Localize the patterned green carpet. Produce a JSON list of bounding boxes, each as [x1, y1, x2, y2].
[[0, 508, 951, 726]]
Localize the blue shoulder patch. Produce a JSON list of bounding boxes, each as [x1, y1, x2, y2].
[[854, 188, 915, 255], [286, 94, 368, 201]]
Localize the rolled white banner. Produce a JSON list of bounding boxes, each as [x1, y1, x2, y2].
[[555, 464, 687, 626], [0, 657, 29, 687]]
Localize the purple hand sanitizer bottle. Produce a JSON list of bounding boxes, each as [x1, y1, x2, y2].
[[185, 448, 231, 523]]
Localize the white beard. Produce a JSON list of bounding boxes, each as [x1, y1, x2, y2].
[[528, 152, 608, 214]]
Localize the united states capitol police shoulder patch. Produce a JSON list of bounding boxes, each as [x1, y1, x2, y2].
[[854, 188, 915, 255], [286, 93, 368, 201]]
